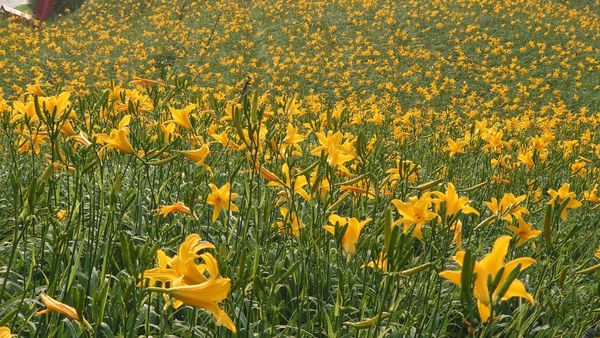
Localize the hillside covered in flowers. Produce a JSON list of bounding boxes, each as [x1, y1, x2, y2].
[[0, 0, 599, 337]]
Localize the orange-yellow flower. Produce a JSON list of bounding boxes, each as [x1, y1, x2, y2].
[[482, 129, 510, 154], [17, 128, 47, 154], [60, 120, 77, 136], [169, 104, 196, 130], [547, 183, 582, 220], [40, 92, 72, 120], [162, 280, 236, 333], [570, 160, 586, 178], [142, 234, 216, 287], [160, 122, 178, 143], [433, 183, 479, 218], [311, 131, 354, 171], [211, 131, 246, 151], [267, 163, 311, 202], [386, 159, 419, 185], [0, 326, 11, 338], [281, 123, 305, 156], [206, 183, 239, 223], [583, 185, 600, 203], [363, 252, 387, 272], [273, 207, 304, 237], [440, 236, 535, 323], [56, 209, 67, 220], [443, 137, 467, 157], [517, 149, 535, 169], [99, 128, 135, 154], [181, 145, 210, 167], [323, 214, 371, 256], [507, 217, 541, 247], [155, 202, 192, 217], [12, 100, 39, 124], [451, 220, 463, 249], [483, 193, 529, 224], [141, 235, 236, 333], [36, 293, 79, 321], [27, 76, 46, 96], [391, 193, 437, 240]]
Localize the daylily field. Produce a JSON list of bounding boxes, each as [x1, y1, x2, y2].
[[0, 0, 599, 337]]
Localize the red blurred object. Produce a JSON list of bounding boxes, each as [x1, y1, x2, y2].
[[35, 0, 55, 22]]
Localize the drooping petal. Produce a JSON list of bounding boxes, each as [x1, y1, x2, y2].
[[477, 299, 491, 323], [323, 225, 335, 235], [504, 257, 535, 274], [500, 279, 535, 304], [439, 270, 462, 286], [36, 293, 79, 321]]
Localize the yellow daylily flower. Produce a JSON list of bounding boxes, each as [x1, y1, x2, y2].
[[482, 129, 510, 154], [507, 217, 542, 247], [443, 137, 467, 157], [595, 246, 600, 259], [60, 119, 77, 136], [439, 236, 535, 323], [0, 326, 12, 338], [309, 167, 330, 198], [391, 192, 438, 240], [17, 128, 47, 154], [141, 235, 235, 333], [40, 91, 72, 120], [491, 154, 513, 169], [206, 183, 239, 223], [570, 160, 586, 178], [211, 131, 246, 151], [36, 293, 79, 321], [169, 104, 196, 130], [483, 193, 529, 224], [181, 145, 210, 167], [142, 234, 216, 287], [160, 121, 178, 143], [117, 114, 132, 129], [59, 119, 90, 148], [323, 214, 371, 256], [161, 280, 236, 333], [311, 131, 354, 169], [267, 163, 311, 202], [547, 183, 582, 220], [144, 234, 218, 286], [96, 128, 135, 154], [363, 252, 387, 272], [11, 100, 39, 124], [154, 202, 192, 217], [386, 159, 419, 185], [27, 76, 46, 96], [56, 209, 67, 220], [517, 149, 535, 169], [583, 184, 600, 203], [433, 183, 479, 218], [281, 123, 305, 156], [451, 220, 463, 249], [273, 207, 304, 237], [255, 161, 282, 184]]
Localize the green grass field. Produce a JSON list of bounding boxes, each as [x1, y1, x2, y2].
[[0, 0, 599, 337]]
